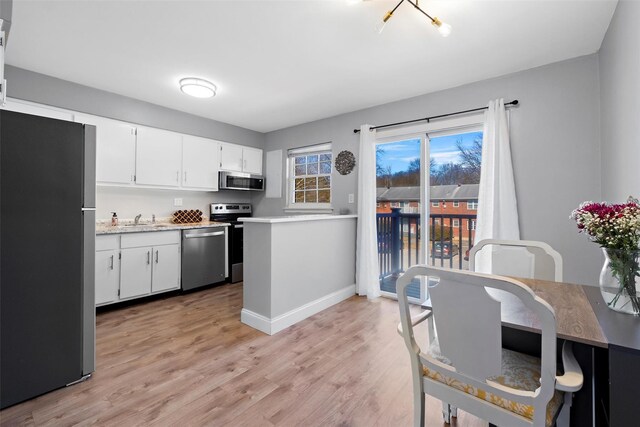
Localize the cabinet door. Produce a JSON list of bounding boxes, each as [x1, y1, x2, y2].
[[242, 147, 263, 175], [95, 249, 120, 305], [182, 135, 219, 190], [76, 114, 136, 184], [136, 127, 182, 187], [120, 247, 152, 299], [219, 143, 243, 172], [151, 244, 181, 293]]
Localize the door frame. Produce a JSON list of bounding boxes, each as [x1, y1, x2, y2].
[[374, 113, 485, 302]]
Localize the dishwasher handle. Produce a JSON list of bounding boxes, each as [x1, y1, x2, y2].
[[184, 230, 225, 239]]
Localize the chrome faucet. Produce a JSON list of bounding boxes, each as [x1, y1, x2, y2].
[[134, 214, 142, 225]]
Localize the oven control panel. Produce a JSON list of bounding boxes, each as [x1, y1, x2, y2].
[[210, 203, 252, 215]]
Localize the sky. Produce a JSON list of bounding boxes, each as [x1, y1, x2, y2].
[[376, 131, 483, 173]]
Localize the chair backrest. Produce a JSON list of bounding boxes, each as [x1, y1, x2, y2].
[[396, 266, 558, 427], [469, 239, 563, 282]]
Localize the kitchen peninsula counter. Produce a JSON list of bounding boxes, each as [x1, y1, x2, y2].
[[240, 214, 357, 335]]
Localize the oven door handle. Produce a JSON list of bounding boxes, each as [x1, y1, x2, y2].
[[184, 231, 225, 239]]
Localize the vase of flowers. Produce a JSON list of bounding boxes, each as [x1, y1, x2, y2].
[[571, 196, 640, 315]]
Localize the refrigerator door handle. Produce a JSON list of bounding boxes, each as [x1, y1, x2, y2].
[[81, 207, 96, 211]]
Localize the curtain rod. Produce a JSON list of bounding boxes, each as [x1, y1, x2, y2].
[[353, 100, 519, 134]]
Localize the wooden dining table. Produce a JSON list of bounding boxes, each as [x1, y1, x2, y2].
[[422, 277, 640, 427]]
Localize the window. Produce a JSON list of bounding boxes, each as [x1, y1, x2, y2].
[[288, 143, 332, 209], [376, 203, 381, 208], [453, 201, 460, 208], [468, 219, 477, 230], [452, 219, 460, 227], [432, 201, 440, 207], [434, 218, 441, 225], [467, 200, 478, 210], [390, 202, 400, 208]]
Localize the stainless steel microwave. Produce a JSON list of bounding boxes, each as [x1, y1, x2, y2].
[[219, 171, 265, 191]]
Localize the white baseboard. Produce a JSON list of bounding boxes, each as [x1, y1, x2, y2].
[[241, 284, 356, 335]]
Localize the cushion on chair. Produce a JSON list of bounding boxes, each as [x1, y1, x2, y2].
[[424, 340, 563, 426]]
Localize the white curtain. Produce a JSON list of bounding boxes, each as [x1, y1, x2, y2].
[[474, 99, 520, 272], [356, 124, 381, 299]]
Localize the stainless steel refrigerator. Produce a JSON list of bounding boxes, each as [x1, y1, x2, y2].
[[1, 109, 96, 409]]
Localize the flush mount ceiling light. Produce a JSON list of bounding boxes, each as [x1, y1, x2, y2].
[[179, 78, 217, 98], [376, 0, 451, 37]]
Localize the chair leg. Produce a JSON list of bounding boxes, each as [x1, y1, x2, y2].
[[414, 392, 425, 427], [555, 393, 573, 427], [442, 402, 451, 424]]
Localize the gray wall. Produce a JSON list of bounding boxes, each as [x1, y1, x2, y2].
[[599, 0, 640, 203], [5, 65, 265, 148], [256, 55, 603, 286]]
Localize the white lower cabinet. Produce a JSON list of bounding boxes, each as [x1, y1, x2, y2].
[[96, 231, 181, 306], [120, 246, 153, 299], [95, 235, 120, 305], [151, 244, 181, 293]]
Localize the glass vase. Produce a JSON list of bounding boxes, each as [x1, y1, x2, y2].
[[599, 248, 640, 315]]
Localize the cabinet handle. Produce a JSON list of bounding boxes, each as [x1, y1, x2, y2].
[[155, 250, 159, 264], [147, 251, 150, 264], [109, 255, 114, 270], [243, 159, 246, 170], [176, 171, 179, 182], [184, 171, 187, 183]]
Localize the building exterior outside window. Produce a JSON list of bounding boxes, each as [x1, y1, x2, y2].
[[287, 143, 332, 210]]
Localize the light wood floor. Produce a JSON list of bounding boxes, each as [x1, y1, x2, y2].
[[1, 283, 486, 427]]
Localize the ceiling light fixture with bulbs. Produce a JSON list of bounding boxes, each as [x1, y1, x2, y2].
[[376, 0, 451, 37], [179, 77, 217, 98]]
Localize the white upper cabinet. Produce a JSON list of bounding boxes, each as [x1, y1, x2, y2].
[[242, 147, 263, 175], [182, 135, 220, 191], [75, 114, 136, 185], [135, 126, 182, 187], [219, 143, 244, 172], [220, 143, 263, 175]]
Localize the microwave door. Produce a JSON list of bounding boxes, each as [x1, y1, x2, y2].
[[249, 178, 264, 190]]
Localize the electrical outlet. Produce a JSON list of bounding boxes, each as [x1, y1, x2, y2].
[[348, 193, 355, 204], [174, 198, 183, 207]]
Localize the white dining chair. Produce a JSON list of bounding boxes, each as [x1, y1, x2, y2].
[[396, 265, 583, 427], [469, 239, 563, 282]]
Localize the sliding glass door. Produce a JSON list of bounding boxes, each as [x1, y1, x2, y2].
[[374, 124, 483, 302], [376, 136, 427, 302]]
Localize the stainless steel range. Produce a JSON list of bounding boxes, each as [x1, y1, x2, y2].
[[210, 203, 252, 283]]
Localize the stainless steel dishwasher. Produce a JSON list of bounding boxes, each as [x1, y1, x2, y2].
[[181, 227, 227, 291]]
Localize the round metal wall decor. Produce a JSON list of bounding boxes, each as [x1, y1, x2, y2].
[[335, 150, 356, 175]]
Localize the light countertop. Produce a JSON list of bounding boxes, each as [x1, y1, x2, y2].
[[96, 220, 230, 235], [239, 214, 358, 224]]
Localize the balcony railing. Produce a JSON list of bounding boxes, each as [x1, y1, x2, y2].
[[377, 208, 477, 281]]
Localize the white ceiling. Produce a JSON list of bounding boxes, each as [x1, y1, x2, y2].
[[6, 0, 617, 133]]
